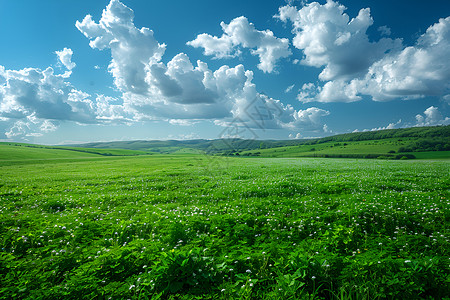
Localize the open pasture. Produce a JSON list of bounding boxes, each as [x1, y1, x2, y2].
[[0, 154, 449, 299]]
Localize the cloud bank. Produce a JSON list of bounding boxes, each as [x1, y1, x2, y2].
[[5, 0, 446, 141], [75, 0, 326, 129], [0, 0, 330, 140], [0, 61, 134, 139], [416, 106, 450, 126], [279, 1, 450, 103]]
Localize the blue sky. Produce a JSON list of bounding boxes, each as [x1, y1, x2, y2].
[[0, 0, 449, 144]]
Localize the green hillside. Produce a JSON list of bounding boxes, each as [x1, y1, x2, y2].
[[2, 125, 449, 162], [67, 125, 450, 158], [0, 143, 99, 160], [0, 143, 155, 166], [1, 153, 449, 299], [68, 138, 303, 154], [240, 137, 450, 160]]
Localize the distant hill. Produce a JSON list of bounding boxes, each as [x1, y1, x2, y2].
[[1, 125, 448, 162], [308, 125, 450, 142], [67, 139, 302, 154], [67, 125, 450, 159], [0, 143, 155, 166]]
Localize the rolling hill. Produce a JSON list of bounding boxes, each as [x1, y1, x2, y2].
[[0, 143, 156, 166], [1, 125, 448, 162], [67, 125, 450, 159]]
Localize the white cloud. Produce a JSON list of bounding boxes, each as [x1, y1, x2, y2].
[[0, 48, 137, 138], [55, 48, 76, 71], [169, 119, 199, 126], [355, 17, 450, 101], [281, 1, 450, 103], [298, 81, 361, 103], [289, 132, 302, 139], [76, 0, 166, 95], [40, 119, 58, 133], [283, 107, 330, 130], [415, 106, 450, 126], [76, 0, 316, 131], [0, 66, 97, 123], [5, 119, 33, 139], [187, 16, 291, 73], [295, 107, 330, 124], [277, 1, 401, 81], [5, 115, 58, 139], [285, 84, 295, 93], [95, 94, 133, 123], [77, 0, 226, 115], [371, 119, 402, 131], [1, 0, 331, 139]]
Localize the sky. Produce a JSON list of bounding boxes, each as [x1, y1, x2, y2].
[[0, 0, 449, 144]]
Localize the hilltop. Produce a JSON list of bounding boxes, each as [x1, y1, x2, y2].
[[1, 125, 448, 162], [68, 125, 450, 159]]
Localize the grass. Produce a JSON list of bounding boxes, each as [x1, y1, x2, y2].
[[240, 138, 450, 160], [0, 146, 449, 299], [0, 143, 154, 167], [0, 143, 99, 161], [66, 126, 450, 157]]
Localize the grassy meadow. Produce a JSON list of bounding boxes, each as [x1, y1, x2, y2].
[[0, 145, 449, 299], [240, 138, 450, 160]]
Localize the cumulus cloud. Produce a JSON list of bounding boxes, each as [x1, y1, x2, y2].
[[75, 0, 320, 131], [280, 1, 450, 103], [289, 132, 302, 139], [371, 119, 402, 131], [355, 17, 450, 101], [297, 81, 361, 103], [55, 48, 76, 71], [0, 66, 97, 123], [5, 115, 58, 139], [76, 0, 226, 116], [95, 94, 133, 123], [415, 106, 450, 126], [169, 119, 200, 126], [283, 107, 330, 130], [1, 0, 330, 139], [277, 1, 401, 81], [294, 107, 330, 124], [76, 0, 166, 95], [187, 16, 292, 73], [0, 51, 135, 138]]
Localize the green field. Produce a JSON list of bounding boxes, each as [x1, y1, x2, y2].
[[240, 138, 450, 160], [68, 126, 450, 158], [0, 146, 449, 299], [0, 143, 155, 167]]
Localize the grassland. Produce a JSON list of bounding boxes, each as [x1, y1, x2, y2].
[[0, 143, 449, 299], [0, 143, 155, 166], [240, 138, 450, 160], [67, 125, 450, 158], [67, 125, 450, 159]]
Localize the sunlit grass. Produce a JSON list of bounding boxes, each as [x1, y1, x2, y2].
[[0, 155, 448, 299]]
